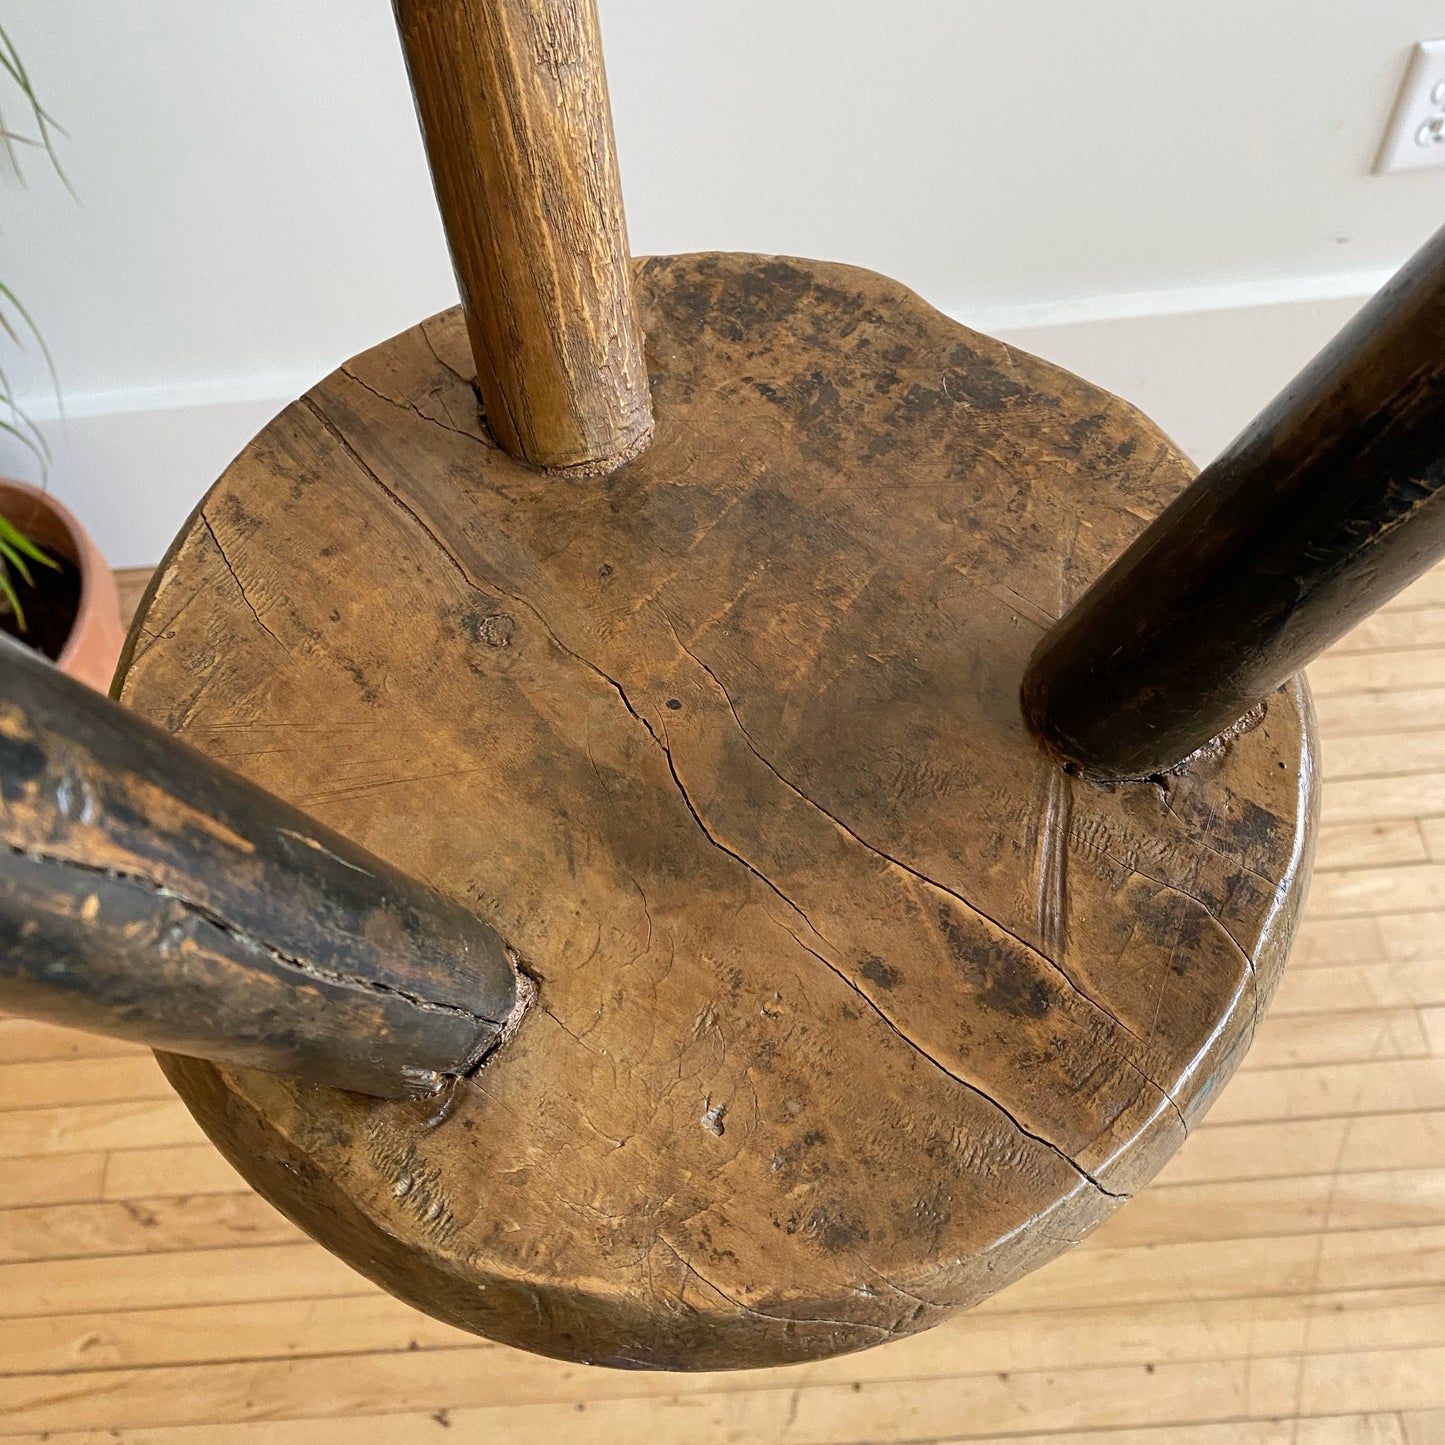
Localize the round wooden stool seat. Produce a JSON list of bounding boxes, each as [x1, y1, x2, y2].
[[118, 254, 1316, 1370]]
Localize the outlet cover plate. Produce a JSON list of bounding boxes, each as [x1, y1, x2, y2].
[[1378, 39, 1445, 173]]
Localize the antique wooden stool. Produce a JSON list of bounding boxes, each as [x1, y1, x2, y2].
[[3, 0, 1444, 1372]]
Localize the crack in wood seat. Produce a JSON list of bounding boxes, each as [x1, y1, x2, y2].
[[117, 253, 1316, 1370]]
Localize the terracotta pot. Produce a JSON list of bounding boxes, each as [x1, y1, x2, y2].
[[0, 479, 125, 693]]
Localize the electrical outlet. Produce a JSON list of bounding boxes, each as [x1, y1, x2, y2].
[[1377, 39, 1445, 172]]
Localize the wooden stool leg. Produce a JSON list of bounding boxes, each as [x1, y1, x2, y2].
[[393, 0, 653, 474], [1024, 222, 1445, 779], [0, 638, 524, 1097]]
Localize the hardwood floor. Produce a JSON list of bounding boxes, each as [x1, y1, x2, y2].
[[3, 566, 1445, 1444]]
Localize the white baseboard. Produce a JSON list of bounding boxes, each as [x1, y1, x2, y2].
[[993, 290, 1370, 468], [0, 286, 1373, 569]]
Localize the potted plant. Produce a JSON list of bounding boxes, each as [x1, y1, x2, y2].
[[1, 20, 122, 691]]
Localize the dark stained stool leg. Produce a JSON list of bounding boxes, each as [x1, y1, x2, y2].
[[1024, 222, 1445, 780], [0, 637, 525, 1098]]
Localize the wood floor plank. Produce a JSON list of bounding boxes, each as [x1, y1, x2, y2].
[[2, 1339, 1442, 1441], [1307, 865, 1445, 920], [1161, 1112, 1445, 1184], [1331, 909, 1445, 965], [886, 1420, 1410, 1445], [0, 1243, 361, 1319], [0, 1056, 175, 1113], [1208, 1058, 1445, 1124], [2, 1217, 1443, 1327], [113, 567, 154, 630], [1326, 731, 1445, 781], [1290, 915, 1387, 968], [1323, 774, 1445, 826], [1270, 962, 1445, 1016], [1102, 1169, 1445, 1246], [0, 1292, 459, 1375], [996, 1223, 1445, 1311], [0, 1100, 204, 1159], [0, 1193, 300, 1265], [0, 1413, 1413, 1445], [1309, 650, 1445, 696], [1294, 1348, 1445, 1430], [1317, 822, 1429, 872], [1329, 610, 1445, 655], [0, 1146, 239, 1209], [0, 1018, 144, 1066], [101, 1144, 248, 1201], [1242, 1009, 1430, 1070], [1315, 685, 1445, 737], [1402, 1409, 1445, 1445], [1287, 910, 1445, 969], [1424, 1007, 1445, 1057], [0, 1152, 107, 1210], [4, 1284, 1440, 1381]]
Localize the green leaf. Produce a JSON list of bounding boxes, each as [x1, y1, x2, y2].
[[0, 515, 58, 635], [0, 22, 70, 193], [0, 414, 50, 468], [0, 280, 61, 409], [0, 373, 55, 466], [0, 299, 22, 347], [0, 538, 36, 588], [0, 513, 59, 571], [0, 562, 26, 631], [0, 21, 66, 487]]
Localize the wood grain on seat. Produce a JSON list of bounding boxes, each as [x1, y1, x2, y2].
[[116, 254, 1314, 1369]]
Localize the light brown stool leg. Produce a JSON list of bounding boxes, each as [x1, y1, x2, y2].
[[394, 0, 653, 474]]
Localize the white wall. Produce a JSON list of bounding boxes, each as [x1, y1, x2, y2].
[[2, 1, 1444, 563]]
